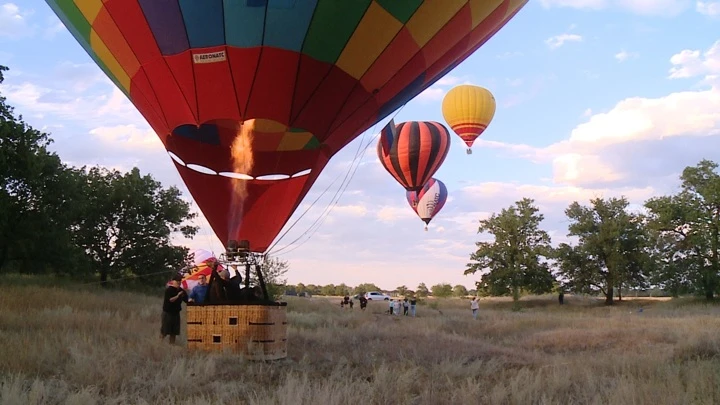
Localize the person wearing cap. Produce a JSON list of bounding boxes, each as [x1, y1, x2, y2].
[[161, 274, 188, 344]]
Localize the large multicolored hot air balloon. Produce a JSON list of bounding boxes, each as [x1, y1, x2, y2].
[[406, 178, 448, 230], [46, 0, 528, 252], [377, 120, 451, 193], [441, 84, 497, 154]]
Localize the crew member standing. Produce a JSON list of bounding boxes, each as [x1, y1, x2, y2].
[[161, 274, 188, 344]]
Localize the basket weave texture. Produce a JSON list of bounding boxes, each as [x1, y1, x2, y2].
[[186, 304, 288, 360]]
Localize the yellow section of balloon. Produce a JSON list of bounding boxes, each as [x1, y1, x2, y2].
[[441, 84, 496, 152]]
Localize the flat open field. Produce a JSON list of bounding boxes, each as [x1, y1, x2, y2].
[[2, 282, 720, 404]]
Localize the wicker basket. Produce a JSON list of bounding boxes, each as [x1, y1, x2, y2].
[[186, 303, 288, 360]]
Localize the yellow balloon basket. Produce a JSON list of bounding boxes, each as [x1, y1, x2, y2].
[[185, 303, 288, 361]]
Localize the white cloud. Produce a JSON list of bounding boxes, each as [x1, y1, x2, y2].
[[416, 75, 479, 102], [376, 205, 417, 222], [697, 1, 720, 16], [669, 40, 720, 85], [540, 0, 692, 15], [330, 204, 368, 217], [615, 50, 639, 62], [545, 34, 583, 50], [89, 125, 163, 152], [42, 14, 65, 39], [478, 39, 720, 189], [416, 86, 444, 101], [0, 3, 35, 39]]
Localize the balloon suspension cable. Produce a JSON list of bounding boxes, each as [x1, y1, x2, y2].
[[266, 118, 372, 255], [268, 121, 372, 256], [264, 172, 342, 253], [270, 104, 409, 257]]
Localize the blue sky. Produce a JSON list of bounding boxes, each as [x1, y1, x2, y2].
[[1, 0, 719, 290]]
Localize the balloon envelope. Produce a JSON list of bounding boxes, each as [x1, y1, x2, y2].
[[46, 0, 527, 252], [406, 178, 448, 225], [377, 121, 451, 192], [442, 84, 496, 149]]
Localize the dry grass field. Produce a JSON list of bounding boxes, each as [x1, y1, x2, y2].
[[2, 280, 720, 404]]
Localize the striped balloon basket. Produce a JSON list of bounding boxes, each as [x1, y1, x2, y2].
[[186, 303, 288, 361]]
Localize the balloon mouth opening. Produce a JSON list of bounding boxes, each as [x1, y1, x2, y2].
[[167, 150, 312, 181]]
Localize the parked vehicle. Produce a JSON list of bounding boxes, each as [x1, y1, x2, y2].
[[365, 291, 391, 301]]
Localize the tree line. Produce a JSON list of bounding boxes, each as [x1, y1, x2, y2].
[[282, 282, 475, 297], [1, 65, 199, 287], [465, 159, 720, 304]]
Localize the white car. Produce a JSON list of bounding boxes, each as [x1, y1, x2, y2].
[[365, 291, 391, 301]]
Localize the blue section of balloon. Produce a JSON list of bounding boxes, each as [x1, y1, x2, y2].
[[172, 124, 222, 145]]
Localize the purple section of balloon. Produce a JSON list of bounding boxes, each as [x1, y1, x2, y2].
[[138, 0, 190, 55]]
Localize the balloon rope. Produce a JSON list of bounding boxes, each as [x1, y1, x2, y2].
[[266, 118, 373, 255], [270, 104, 408, 256], [264, 171, 343, 253]]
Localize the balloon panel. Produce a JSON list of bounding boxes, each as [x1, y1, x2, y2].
[[46, 0, 528, 252], [191, 249, 215, 266]]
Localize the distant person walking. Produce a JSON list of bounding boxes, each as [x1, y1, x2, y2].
[[471, 297, 479, 320], [558, 291, 565, 305], [161, 274, 188, 344], [359, 295, 368, 310], [403, 298, 409, 316], [393, 299, 402, 316], [388, 299, 394, 315], [409, 297, 417, 317]]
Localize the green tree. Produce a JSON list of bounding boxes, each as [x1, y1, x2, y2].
[[453, 284, 468, 297], [557, 196, 649, 305], [0, 65, 87, 275], [260, 256, 289, 300], [396, 285, 409, 296], [647, 231, 692, 298], [465, 198, 555, 303], [354, 283, 382, 295], [333, 283, 351, 296], [320, 284, 336, 295], [644, 160, 720, 299], [416, 282, 429, 297], [430, 283, 453, 298], [73, 166, 198, 286]]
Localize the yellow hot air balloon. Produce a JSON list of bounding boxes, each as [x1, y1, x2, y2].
[[441, 85, 497, 154]]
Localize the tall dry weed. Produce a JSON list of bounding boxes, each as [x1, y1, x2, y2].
[[2, 285, 720, 404]]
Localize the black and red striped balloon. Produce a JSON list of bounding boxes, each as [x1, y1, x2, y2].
[[376, 121, 451, 192]]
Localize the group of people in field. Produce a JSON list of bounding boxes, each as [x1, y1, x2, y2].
[[338, 294, 418, 316], [388, 297, 417, 316], [340, 294, 368, 310]]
